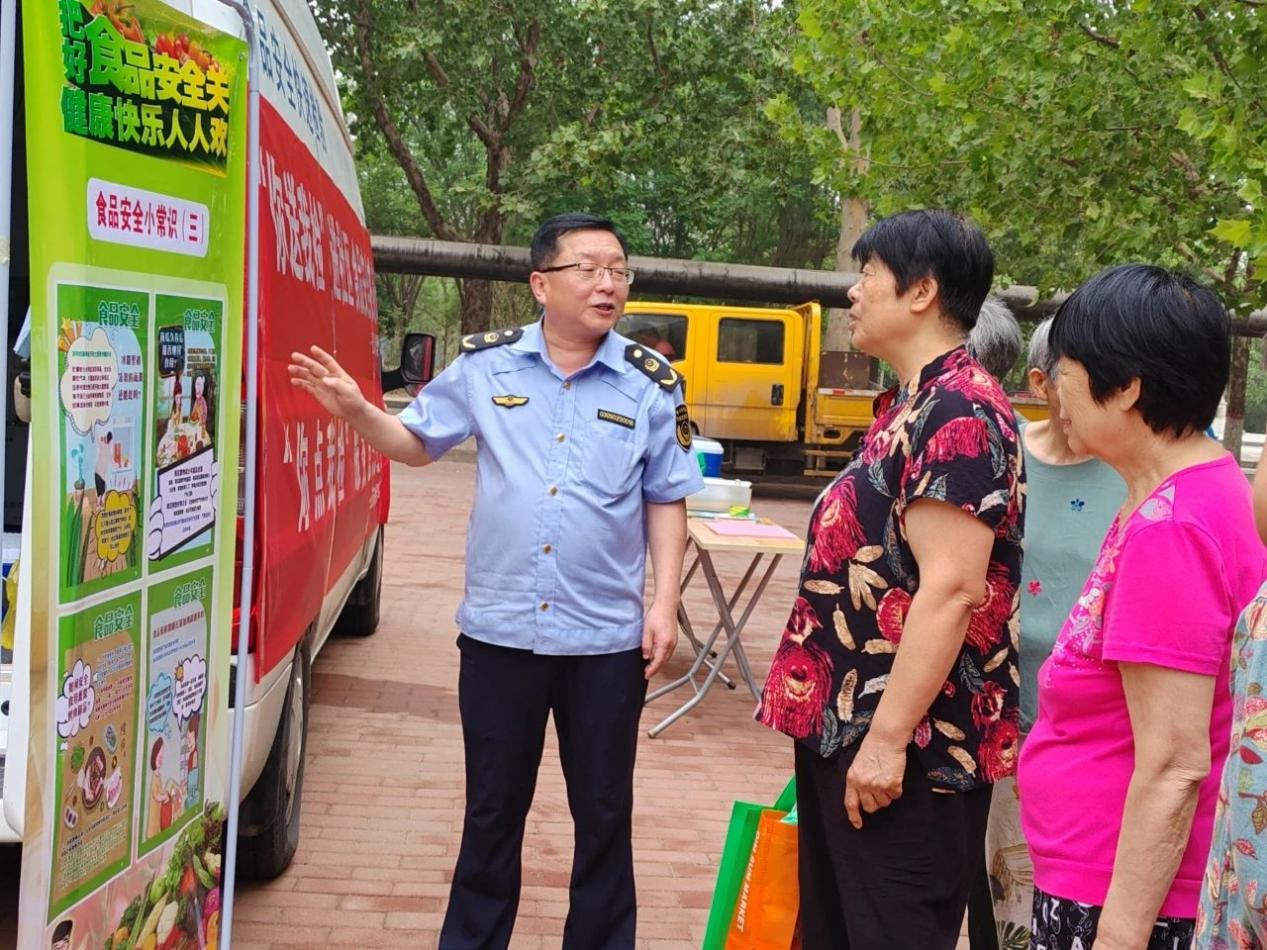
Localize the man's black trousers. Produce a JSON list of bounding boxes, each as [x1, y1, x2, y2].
[[439, 634, 648, 950]]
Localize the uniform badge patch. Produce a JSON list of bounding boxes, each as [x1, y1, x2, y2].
[[492, 395, 529, 408], [676, 404, 692, 451], [461, 327, 524, 352], [597, 409, 635, 429]]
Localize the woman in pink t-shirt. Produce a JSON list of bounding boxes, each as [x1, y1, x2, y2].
[[1017, 264, 1266, 950]]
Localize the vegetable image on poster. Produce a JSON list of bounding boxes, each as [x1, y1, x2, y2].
[[139, 568, 212, 857], [149, 296, 222, 567], [48, 594, 141, 920], [57, 284, 148, 603]]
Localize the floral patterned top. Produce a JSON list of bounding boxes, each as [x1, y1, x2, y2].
[[1197, 581, 1267, 948], [756, 347, 1025, 791]]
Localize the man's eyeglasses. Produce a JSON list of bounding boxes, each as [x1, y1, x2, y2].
[[539, 262, 636, 285]]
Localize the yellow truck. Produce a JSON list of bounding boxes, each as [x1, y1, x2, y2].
[[619, 301, 1046, 477]]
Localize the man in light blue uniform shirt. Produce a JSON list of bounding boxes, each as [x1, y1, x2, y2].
[[289, 213, 702, 950]]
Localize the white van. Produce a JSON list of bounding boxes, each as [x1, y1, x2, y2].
[[0, 0, 432, 881]]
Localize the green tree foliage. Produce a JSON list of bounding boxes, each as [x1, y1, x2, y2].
[[772, 0, 1266, 446], [312, 0, 837, 333]]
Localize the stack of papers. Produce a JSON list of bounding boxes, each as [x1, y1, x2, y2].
[[704, 521, 798, 541]]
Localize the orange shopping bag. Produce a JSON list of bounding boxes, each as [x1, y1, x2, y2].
[[725, 808, 799, 950]]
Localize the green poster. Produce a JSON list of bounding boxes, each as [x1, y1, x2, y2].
[[138, 568, 214, 858], [57, 283, 149, 603], [150, 295, 224, 570], [48, 595, 142, 920], [19, 0, 247, 946]]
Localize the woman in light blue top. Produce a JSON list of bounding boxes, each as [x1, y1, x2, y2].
[[984, 318, 1125, 947]]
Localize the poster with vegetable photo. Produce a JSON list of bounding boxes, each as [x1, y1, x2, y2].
[[139, 568, 212, 858], [48, 593, 141, 920], [148, 295, 223, 570], [48, 800, 227, 950], [57, 283, 149, 604]]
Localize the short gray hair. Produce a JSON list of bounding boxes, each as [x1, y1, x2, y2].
[[968, 295, 1023, 380], [1027, 317, 1058, 378]]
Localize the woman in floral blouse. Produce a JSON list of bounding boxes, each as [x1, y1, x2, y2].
[[1196, 461, 1267, 949], [1017, 264, 1264, 950], [756, 210, 1026, 949]]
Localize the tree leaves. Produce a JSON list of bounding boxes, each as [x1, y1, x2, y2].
[[316, 0, 840, 330], [780, 0, 1265, 314]]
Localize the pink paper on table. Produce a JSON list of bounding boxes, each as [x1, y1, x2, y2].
[[705, 521, 798, 540]]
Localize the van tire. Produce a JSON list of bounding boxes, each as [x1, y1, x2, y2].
[[335, 527, 383, 637], [236, 636, 311, 880]]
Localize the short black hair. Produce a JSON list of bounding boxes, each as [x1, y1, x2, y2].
[[530, 213, 628, 270], [850, 209, 994, 331], [1048, 264, 1230, 438], [52, 920, 73, 940]]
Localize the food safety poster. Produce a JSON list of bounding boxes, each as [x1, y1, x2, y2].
[[19, 1, 246, 948]]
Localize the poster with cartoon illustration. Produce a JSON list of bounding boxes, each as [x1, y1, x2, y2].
[[48, 594, 141, 919], [19, 1, 248, 947], [149, 295, 223, 568], [139, 568, 212, 856], [57, 283, 148, 604]]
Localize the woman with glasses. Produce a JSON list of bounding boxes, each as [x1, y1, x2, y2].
[[1018, 265, 1265, 950]]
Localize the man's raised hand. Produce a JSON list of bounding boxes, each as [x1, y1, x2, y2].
[[288, 346, 366, 420]]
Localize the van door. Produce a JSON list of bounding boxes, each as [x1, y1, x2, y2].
[[703, 311, 802, 442]]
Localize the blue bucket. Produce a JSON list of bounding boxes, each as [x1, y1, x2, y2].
[[694, 437, 724, 477]]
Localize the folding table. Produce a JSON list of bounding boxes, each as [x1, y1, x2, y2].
[[646, 517, 805, 738]]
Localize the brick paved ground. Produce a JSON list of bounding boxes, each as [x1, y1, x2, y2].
[[231, 455, 973, 949], [0, 452, 970, 947]]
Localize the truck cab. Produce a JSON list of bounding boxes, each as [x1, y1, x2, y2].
[[620, 300, 1045, 476]]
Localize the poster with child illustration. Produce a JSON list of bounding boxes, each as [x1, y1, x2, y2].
[[138, 568, 212, 857]]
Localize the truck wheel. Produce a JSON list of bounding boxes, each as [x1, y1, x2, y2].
[[335, 526, 383, 637], [236, 636, 311, 880]]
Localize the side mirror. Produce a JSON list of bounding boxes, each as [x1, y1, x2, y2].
[[382, 332, 435, 397]]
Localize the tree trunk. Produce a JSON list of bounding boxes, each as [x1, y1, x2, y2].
[[824, 107, 869, 353], [1223, 333, 1251, 463], [458, 277, 496, 334]]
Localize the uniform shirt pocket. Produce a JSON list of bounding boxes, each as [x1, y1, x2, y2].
[[582, 422, 641, 498]]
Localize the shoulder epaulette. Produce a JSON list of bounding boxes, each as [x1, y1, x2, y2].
[[624, 344, 682, 392], [460, 327, 524, 353]]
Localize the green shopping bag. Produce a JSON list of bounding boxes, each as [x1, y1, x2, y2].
[[702, 777, 797, 950]]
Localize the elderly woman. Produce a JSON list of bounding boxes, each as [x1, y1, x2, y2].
[[979, 318, 1125, 947], [969, 295, 1024, 383], [1197, 461, 1267, 947], [1017, 264, 1265, 949], [757, 210, 1026, 949]]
